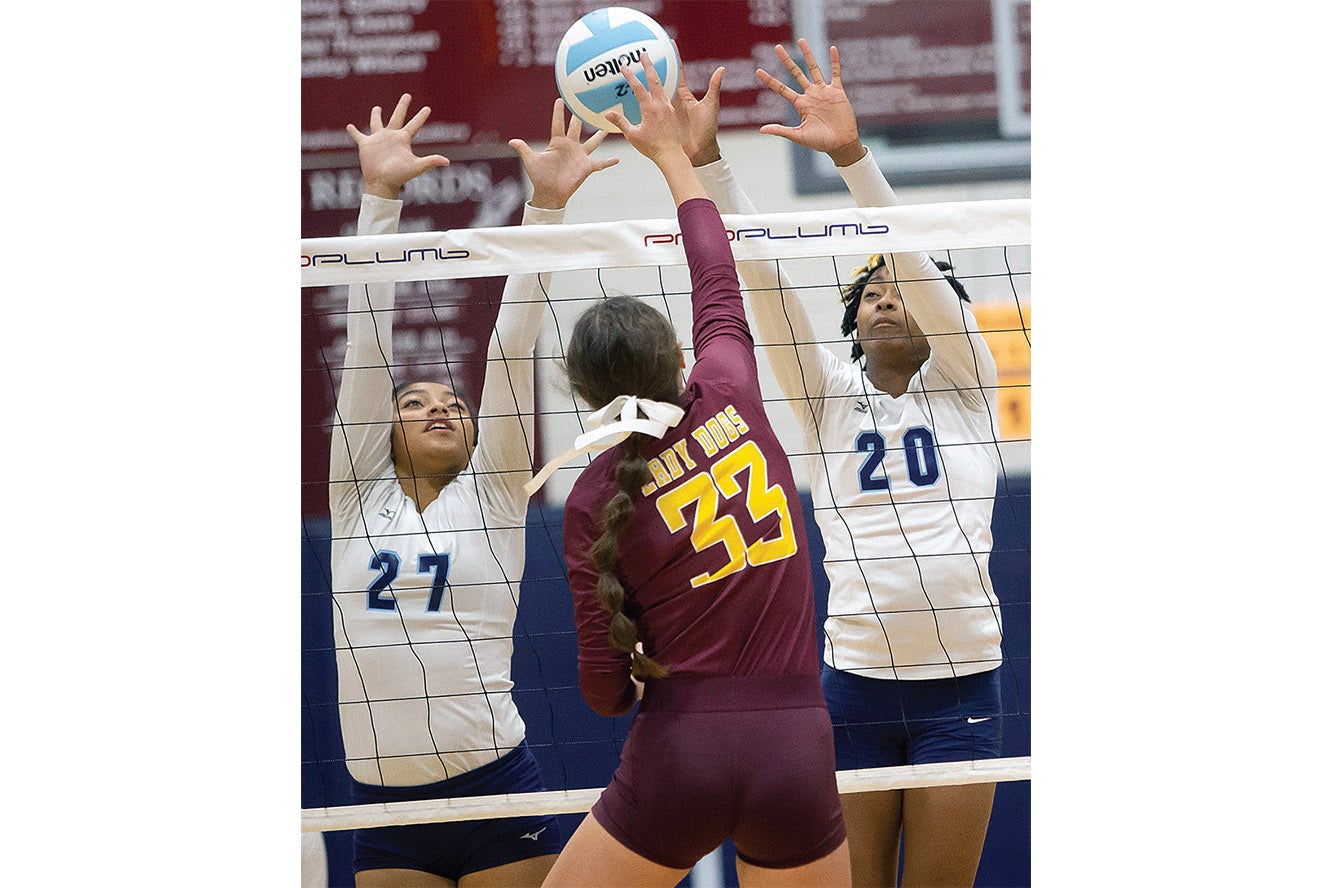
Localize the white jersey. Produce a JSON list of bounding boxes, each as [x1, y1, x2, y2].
[[328, 194, 558, 786], [697, 154, 1004, 680]]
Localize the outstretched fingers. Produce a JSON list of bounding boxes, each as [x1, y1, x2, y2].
[[757, 121, 800, 140], [706, 65, 725, 99], [387, 93, 411, 129], [566, 107, 584, 142], [619, 63, 648, 104], [609, 53, 670, 140], [795, 38, 825, 85], [404, 103, 432, 135], [603, 108, 628, 133], [605, 66, 643, 136], [508, 137, 535, 164], [672, 40, 691, 96], [755, 66, 789, 97], [639, 50, 665, 97], [352, 93, 451, 194], [550, 97, 566, 140], [756, 66, 799, 103], [345, 94, 399, 144], [588, 148, 619, 173], [544, 97, 591, 145], [416, 152, 449, 172], [774, 43, 812, 90], [582, 128, 608, 154]]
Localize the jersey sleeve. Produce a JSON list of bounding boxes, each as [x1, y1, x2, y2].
[[694, 159, 833, 419], [677, 196, 762, 390], [470, 202, 564, 521], [328, 194, 402, 521], [837, 151, 999, 401], [563, 487, 637, 717]]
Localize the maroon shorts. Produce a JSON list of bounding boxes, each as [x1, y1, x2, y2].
[[591, 673, 846, 870]]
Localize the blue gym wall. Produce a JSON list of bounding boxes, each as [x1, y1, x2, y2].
[[302, 475, 1030, 887]]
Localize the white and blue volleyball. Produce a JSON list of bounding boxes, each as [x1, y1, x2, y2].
[[554, 7, 680, 133]]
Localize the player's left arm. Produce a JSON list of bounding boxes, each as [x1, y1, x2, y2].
[[758, 39, 998, 396], [563, 498, 637, 717], [475, 101, 620, 508], [838, 151, 998, 395]]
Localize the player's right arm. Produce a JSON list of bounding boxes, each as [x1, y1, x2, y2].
[[328, 196, 400, 498], [471, 101, 620, 515], [329, 96, 449, 514], [612, 55, 754, 382]]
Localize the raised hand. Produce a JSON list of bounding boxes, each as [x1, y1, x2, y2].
[[606, 53, 706, 207], [345, 93, 450, 200], [508, 99, 619, 210], [604, 52, 688, 165], [670, 41, 725, 167], [755, 39, 865, 166]]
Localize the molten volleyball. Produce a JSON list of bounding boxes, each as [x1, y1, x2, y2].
[[554, 7, 680, 133]]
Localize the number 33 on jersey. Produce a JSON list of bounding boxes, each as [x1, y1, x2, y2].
[[639, 403, 798, 589]]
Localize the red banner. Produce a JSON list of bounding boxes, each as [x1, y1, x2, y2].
[[301, 1, 797, 152], [826, 0, 1029, 132]]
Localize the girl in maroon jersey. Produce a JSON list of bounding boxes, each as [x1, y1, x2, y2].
[[534, 58, 850, 888]]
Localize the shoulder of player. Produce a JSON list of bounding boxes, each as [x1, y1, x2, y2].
[[916, 362, 991, 414], [564, 457, 617, 514], [331, 474, 402, 522], [806, 353, 866, 398]]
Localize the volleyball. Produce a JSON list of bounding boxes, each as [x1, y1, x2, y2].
[[554, 7, 680, 133]]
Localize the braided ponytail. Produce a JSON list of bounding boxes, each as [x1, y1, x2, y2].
[[566, 295, 683, 682], [587, 432, 670, 680]]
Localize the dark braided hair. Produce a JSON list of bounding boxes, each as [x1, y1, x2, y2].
[[565, 296, 680, 680], [838, 255, 971, 362]]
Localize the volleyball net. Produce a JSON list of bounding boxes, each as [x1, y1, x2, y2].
[[300, 199, 1031, 834]]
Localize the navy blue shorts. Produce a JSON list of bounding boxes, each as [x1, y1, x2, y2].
[[821, 666, 1003, 769], [350, 745, 562, 880], [593, 674, 846, 870]]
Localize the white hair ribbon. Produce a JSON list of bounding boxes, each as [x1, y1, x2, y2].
[[523, 395, 685, 496]]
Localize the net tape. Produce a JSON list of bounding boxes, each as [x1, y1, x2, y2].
[[303, 756, 1032, 832], [301, 200, 1031, 287]]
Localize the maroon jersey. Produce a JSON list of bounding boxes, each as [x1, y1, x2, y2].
[[563, 198, 821, 716]]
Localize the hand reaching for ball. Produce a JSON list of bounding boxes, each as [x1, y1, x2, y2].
[[346, 94, 449, 200], [604, 53, 689, 166]]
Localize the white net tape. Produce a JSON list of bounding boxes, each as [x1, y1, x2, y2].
[[301, 200, 1031, 287], [303, 757, 1032, 833]]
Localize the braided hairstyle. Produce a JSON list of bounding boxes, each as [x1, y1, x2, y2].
[[838, 255, 971, 362], [565, 296, 681, 680]]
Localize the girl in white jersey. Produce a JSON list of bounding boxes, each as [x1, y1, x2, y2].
[[668, 41, 1006, 887], [331, 94, 617, 887]]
